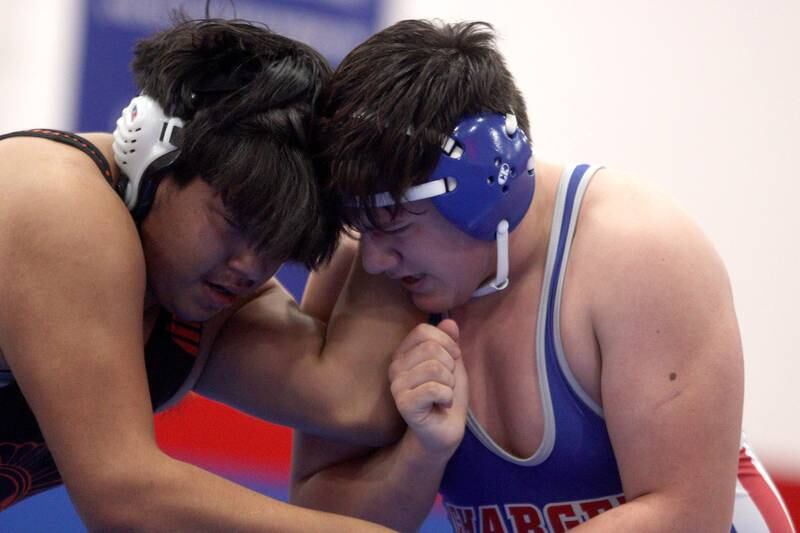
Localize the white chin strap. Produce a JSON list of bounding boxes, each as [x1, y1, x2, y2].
[[472, 220, 510, 298]]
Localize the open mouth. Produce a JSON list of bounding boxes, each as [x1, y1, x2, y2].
[[207, 281, 236, 297], [203, 281, 240, 309], [401, 274, 425, 287]]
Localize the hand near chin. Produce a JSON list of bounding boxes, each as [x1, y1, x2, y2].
[[388, 319, 468, 459]]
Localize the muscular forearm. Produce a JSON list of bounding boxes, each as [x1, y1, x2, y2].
[[72, 453, 390, 532], [200, 286, 409, 448], [570, 492, 732, 533], [292, 432, 449, 532]]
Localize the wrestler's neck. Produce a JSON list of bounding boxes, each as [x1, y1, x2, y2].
[[508, 159, 559, 280]]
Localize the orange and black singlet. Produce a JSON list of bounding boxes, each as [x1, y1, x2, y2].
[[0, 130, 203, 510]]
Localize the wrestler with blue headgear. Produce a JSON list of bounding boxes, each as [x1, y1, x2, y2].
[[291, 18, 794, 533]]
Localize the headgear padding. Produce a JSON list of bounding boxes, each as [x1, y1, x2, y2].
[[372, 113, 535, 241], [430, 113, 534, 241], [112, 94, 184, 210]]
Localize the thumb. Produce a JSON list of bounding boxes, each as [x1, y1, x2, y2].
[[437, 318, 459, 343]]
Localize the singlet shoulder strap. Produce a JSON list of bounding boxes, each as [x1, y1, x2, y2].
[[539, 163, 605, 416], [0, 129, 113, 183]]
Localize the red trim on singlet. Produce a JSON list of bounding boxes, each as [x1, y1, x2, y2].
[[772, 475, 800, 531], [29, 129, 113, 180], [172, 338, 199, 356], [738, 446, 796, 532], [168, 321, 201, 343], [168, 316, 201, 356], [0, 441, 61, 510]]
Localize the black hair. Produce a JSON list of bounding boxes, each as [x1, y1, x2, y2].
[[132, 16, 338, 268], [318, 19, 529, 230]]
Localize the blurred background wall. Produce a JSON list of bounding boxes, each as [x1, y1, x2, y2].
[[1, 0, 797, 530]]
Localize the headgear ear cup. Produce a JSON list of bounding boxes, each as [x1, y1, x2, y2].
[[371, 113, 535, 239], [429, 113, 534, 241], [112, 95, 184, 211]]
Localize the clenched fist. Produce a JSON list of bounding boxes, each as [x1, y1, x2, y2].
[[388, 319, 468, 458]]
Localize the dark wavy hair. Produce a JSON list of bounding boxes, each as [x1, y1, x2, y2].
[[132, 16, 338, 268], [318, 19, 529, 229]]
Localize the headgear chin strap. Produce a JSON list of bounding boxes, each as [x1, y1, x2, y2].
[[372, 113, 535, 299], [473, 220, 510, 297], [112, 94, 184, 212]]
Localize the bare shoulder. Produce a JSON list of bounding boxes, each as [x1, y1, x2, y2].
[[580, 168, 700, 240], [582, 169, 728, 287], [0, 133, 143, 300], [0, 134, 149, 421], [574, 167, 734, 341], [1, 133, 131, 229]]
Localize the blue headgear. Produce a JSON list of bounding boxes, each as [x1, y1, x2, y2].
[[372, 113, 535, 297]]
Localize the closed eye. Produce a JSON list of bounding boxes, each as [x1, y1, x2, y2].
[[221, 212, 242, 232], [351, 221, 408, 235], [382, 224, 410, 235], [224, 216, 240, 230]]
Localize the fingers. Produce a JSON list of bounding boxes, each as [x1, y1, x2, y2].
[[389, 337, 457, 378], [391, 357, 456, 393], [389, 320, 468, 455], [437, 318, 459, 344], [393, 381, 456, 417], [389, 320, 462, 422], [394, 322, 460, 362], [389, 345, 457, 416]]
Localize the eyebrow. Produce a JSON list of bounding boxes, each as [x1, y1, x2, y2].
[[361, 208, 427, 234]]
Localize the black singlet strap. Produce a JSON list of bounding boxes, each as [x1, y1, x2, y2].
[[0, 129, 113, 183]]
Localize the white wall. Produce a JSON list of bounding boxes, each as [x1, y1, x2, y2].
[[1, 0, 797, 473], [0, 0, 84, 131], [384, 0, 800, 473]]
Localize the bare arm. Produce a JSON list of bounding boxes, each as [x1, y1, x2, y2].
[[196, 235, 424, 445], [291, 428, 449, 532], [574, 179, 743, 531], [0, 144, 389, 532], [290, 313, 468, 532]]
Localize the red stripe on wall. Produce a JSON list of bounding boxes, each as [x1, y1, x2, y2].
[[154, 392, 292, 481]]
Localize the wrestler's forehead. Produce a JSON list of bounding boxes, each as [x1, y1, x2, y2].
[[348, 205, 397, 226]]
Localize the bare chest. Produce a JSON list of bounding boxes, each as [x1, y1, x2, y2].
[[458, 265, 601, 459]]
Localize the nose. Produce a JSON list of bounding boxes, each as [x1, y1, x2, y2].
[[360, 231, 401, 275], [228, 245, 280, 287]]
